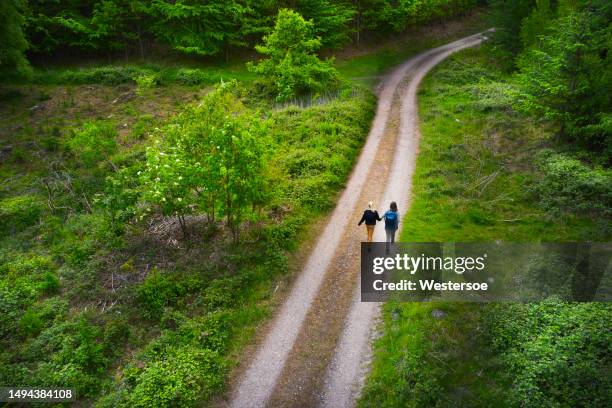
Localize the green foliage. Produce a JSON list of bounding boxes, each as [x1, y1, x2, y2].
[[149, 0, 247, 57], [90, 0, 152, 52], [490, 0, 612, 158], [124, 346, 224, 407], [249, 9, 340, 102], [519, 0, 554, 49], [13, 0, 482, 67], [482, 299, 612, 407], [49, 212, 121, 266], [99, 167, 140, 224], [262, 215, 306, 250], [0, 277, 37, 339], [28, 318, 110, 397], [515, 6, 612, 157], [359, 303, 500, 407], [362, 45, 610, 408], [166, 68, 222, 85], [24, 65, 238, 86], [38, 66, 148, 85], [140, 81, 269, 238], [18, 297, 68, 337], [489, 0, 536, 61], [68, 120, 118, 167], [136, 269, 186, 320], [0, 0, 31, 78], [134, 73, 158, 94], [202, 276, 243, 310], [100, 312, 230, 407], [295, 0, 355, 49], [533, 151, 612, 216], [0, 194, 44, 235], [18, 308, 44, 337], [362, 0, 478, 34], [271, 88, 375, 210]]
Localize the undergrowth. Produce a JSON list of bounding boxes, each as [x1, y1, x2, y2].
[[359, 46, 611, 408], [0, 77, 375, 405]]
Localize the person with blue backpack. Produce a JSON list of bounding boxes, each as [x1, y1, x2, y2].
[[383, 201, 399, 252]]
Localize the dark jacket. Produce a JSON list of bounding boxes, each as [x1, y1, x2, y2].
[[358, 209, 381, 226]]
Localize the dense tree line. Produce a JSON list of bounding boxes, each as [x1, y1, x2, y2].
[[1, 0, 481, 75], [490, 0, 611, 161]]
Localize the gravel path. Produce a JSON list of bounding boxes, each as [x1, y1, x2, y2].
[[320, 32, 490, 408], [230, 32, 490, 408]]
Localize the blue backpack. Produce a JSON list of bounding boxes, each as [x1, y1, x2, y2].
[[384, 211, 398, 229]]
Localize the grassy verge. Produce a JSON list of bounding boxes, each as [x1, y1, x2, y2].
[[359, 46, 611, 407], [25, 64, 256, 87]]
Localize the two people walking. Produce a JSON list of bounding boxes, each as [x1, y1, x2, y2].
[[357, 201, 399, 249]]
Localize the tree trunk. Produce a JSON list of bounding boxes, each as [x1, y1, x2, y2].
[[178, 213, 189, 239], [226, 191, 233, 236], [138, 25, 145, 60], [211, 197, 215, 223], [356, 11, 361, 48]]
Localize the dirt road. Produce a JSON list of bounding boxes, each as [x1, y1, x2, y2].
[[230, 32, 490, 408]]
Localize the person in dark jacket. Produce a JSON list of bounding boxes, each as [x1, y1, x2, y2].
[[358, 201, 381, 242]]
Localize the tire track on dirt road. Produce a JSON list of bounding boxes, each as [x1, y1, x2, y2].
[[321, 32, 491, 408], [229, 31, 491, 408]]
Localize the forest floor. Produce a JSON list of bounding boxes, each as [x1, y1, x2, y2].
[[229, 32, 491, 408]]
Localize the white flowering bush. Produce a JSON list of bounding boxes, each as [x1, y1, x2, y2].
[[138, 81, 269, 238]]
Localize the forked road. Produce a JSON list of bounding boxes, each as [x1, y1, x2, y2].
[[230, 32, 491, 408]]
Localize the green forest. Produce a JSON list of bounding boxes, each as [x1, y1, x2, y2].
[[1, 0, 610, 407]]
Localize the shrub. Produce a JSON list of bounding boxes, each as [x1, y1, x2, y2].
[[55, 66, 143, 85], [482, 299, 612, 407], [99, 167, 140, 224], [103, 317, 130, 352], [534, 152, 612, 216], [19, 308, 44, 337], [471, 81, 516, 112], [248, 9, 340, 102], [203, 277, 242, 311], [67, 120, 117, 167], [0, 253, 55, 278], [134, 74, 159, 95], [136, 270, 185, 320], [0, 253, 60, 339], [0, 194, 44, 235], [18, 297, 68, 338], [36, 320, 108, 396], [130, 114, 155, 140], [124, 346, 225, 407], [168, 68, 220, 86], [263, 215, 305, 250], [52, 212, 119, 266], [32, 66, 228, 86], [139, 81, 269, 239], [0, 278, 37, 338]]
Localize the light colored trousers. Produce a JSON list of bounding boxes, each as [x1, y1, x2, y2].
[[366, 225, 375, 242]]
